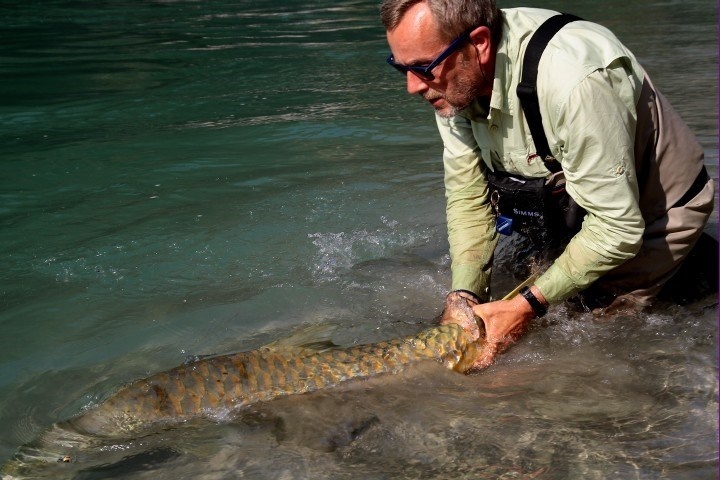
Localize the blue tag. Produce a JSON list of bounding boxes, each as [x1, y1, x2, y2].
[[496, 215, 513, 235]]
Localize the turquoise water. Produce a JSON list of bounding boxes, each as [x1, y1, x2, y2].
[[1, 1, 717, 478]]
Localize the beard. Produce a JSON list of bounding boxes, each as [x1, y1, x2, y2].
[[422, 57, 488, 118], [423, 91, 468, 118], [422, 89, 461, 118]]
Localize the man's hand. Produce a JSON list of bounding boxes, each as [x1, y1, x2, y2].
[[471, 285, 546, 368], [439, 291, 483, 342]]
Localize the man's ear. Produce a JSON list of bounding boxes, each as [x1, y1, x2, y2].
[[468, 26, 492, 58]]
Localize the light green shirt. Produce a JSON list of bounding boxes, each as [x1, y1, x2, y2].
[[438, 8, 647, 304]]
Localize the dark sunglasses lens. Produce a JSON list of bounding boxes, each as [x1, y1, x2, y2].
[[411, 68, 434, 81], [387, 56, 434, 81], [388, 56, 407, 74], [391, 64, 407, 75]]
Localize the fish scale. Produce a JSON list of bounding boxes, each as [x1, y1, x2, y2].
[[1, 322, 484, 478], [62, 323, 480, 438]]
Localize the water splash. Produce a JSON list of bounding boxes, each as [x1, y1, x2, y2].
[[308, 217, 429, 282]]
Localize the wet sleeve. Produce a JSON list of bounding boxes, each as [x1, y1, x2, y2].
[[435, 113, 498, 301], [535, 64, 645, 303]]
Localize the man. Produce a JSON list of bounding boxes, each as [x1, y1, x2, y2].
[[380, 0, 715, 367]]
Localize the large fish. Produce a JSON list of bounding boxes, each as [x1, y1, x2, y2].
[[2, 295, 485, 478]]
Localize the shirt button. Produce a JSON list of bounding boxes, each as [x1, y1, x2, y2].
[[615, 164, 625, 175]]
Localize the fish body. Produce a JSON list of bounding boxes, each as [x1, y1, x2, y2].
[[69, 323, 482, 437], [3, 313, 484, 478]]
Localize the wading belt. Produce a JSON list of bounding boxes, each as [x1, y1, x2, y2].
[[516, 13, 581, 172], [671, 166, 709, 209]]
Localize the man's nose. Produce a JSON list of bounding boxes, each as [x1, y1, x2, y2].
[[406, 72, 429, 95]]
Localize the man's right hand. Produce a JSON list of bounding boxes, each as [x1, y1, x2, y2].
[[439, 291, 483, 342], [470, 285, 545, 367]]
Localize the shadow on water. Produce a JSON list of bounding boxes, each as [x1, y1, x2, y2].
[[73, 448, 182, 480]]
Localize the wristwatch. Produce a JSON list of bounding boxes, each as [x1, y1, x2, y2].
[[519, 286, 547, 318]]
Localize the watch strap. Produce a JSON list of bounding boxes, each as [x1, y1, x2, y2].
[[519, 286, 547, 318]]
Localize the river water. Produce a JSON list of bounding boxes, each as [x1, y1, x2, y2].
[[1, 1, 717, 479]]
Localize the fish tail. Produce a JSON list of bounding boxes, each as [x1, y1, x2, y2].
[[1, 422, 96, 479]]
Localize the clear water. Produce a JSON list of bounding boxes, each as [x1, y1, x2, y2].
[[1, 1, 717, 479]]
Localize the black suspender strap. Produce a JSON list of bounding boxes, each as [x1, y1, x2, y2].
[[516, 13, 581, 173]]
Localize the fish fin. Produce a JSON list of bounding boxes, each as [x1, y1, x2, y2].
[[264, 323, 339, 356], [295, 340, 338, 351]]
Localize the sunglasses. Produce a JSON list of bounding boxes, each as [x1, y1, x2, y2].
[[386, 30, 471, 81]]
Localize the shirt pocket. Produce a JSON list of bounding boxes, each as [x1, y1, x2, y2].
[[503, 149, 552, 178]]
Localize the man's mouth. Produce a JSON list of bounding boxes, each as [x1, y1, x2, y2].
[[424, 94, 444, 107]]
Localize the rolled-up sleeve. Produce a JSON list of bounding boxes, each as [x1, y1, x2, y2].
[[436, 113, 499, 300], [535, 65, 645, 303]]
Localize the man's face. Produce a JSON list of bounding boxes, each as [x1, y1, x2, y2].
[[386, 2, 489, 117]]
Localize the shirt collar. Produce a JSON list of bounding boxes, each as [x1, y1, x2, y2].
[[461, 11, 515, 123], [489, 15, 514, 116]]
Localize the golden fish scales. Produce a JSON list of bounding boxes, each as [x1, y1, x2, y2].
[[68, 323, 480, 437], [5, 275, 547, 477], [1, 323, 483, 478]]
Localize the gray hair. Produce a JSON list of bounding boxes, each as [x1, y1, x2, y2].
[[380, 0, 503, 45]]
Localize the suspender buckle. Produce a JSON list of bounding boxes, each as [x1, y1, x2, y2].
[[516, 82, 536, 97]]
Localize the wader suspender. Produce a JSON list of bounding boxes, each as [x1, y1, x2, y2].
[[516, 13, 581, 173], [487, 13, 585, 244]]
